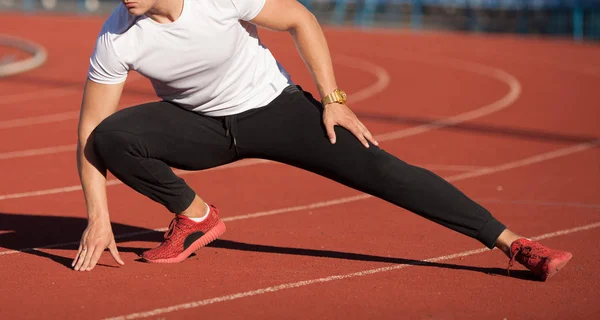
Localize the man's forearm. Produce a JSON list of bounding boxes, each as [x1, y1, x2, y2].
[[289, 14, 338, 99], [77, 133, 110, 223]]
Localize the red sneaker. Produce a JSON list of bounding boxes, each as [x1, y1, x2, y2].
[[508, 238, 572, 281], [142, 205, 226, 263]]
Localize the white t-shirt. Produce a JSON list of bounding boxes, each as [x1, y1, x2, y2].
[[88, 0, 293, 116]]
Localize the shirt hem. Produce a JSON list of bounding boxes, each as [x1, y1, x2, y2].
[[194, 80, 290, 117]]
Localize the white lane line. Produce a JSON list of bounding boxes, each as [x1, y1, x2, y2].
[[0, 185, 85, 202], [103, 221, 600, 320], [1, 140, 594, 256], [221, 194, 370, 222], [226, 195, 600, 226], [0, 72, 144, 106], [0, 86, 74, 105], [0, 158, 270, 201], [0, 144, 76, 160], [0, 111, 79, 129], [442, 139, 599, 182], [477, 199, 600, 209], [422, 164, 487, 172]]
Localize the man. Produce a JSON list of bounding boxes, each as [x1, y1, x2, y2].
[[72, 0, 571, 281]]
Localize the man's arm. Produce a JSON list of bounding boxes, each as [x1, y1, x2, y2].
[[251, 0, 335, 99], [72, 78, 126, 271], [250, 0, 378, 147]]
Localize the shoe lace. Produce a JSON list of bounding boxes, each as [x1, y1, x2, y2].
[[164, 217, 183, 242], [508, 246, 520, 276], [508, 245, 538, 275]]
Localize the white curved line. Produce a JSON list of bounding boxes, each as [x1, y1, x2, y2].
[[374, 55, 521, 142], [334, 54, 391, 103], [0, 54, 520, 199], [1, 53, 519, 166], [0, 54, 389, 129], [0, 35, 47, 78], [470, 47, 600, 79]]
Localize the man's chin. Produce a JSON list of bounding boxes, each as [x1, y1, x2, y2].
[[126, 8, 145, 16]]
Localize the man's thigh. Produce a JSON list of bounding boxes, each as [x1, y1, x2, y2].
[[94, 101, 237, 170]]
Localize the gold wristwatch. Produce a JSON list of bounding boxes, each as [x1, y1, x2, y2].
[[321, 88, 347, 106]]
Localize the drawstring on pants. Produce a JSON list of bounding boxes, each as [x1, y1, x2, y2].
[[224, 115, 239, 157]]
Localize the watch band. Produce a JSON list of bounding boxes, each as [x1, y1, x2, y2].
[[321, 89, 347, 105]]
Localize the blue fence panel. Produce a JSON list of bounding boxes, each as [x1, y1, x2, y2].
[[318, 0, 600, 40], [2, 0, 599, 40]]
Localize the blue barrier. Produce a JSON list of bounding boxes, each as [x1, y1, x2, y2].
[[23, 0, 35, 11], [315, 0, 600, 40], [573, 5, 584, 40], [3, 0, 600, 41]]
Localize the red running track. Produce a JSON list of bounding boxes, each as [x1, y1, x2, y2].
[[0, 13, 599, 320]]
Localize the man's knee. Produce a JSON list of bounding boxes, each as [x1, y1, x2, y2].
[[91, 126, 140, 164]]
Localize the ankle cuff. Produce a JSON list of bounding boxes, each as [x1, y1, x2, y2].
[[477, 217, 507, 249], [169, 188, 197, 214]]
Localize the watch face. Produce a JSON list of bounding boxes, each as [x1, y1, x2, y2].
[[340, 90, 347, 103]]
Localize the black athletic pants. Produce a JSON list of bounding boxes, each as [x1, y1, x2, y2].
[[92, 85, 506, 249]]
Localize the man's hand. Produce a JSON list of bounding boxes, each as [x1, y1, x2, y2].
[[323, 103, 379, 148], [72, 219, 124, 271]]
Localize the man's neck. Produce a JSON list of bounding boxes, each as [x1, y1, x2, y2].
[[146, 0, 184, 24]]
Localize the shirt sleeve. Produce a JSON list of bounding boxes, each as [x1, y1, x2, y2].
[[87, 26, 129, 84], [229, 0, 267, 21]]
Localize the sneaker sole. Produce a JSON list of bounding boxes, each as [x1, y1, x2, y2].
[[144, 220, 227, 264], [542, 252, 573, 281]]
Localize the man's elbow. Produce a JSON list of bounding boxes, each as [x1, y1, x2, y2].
[[288, 10, 319, 34]]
